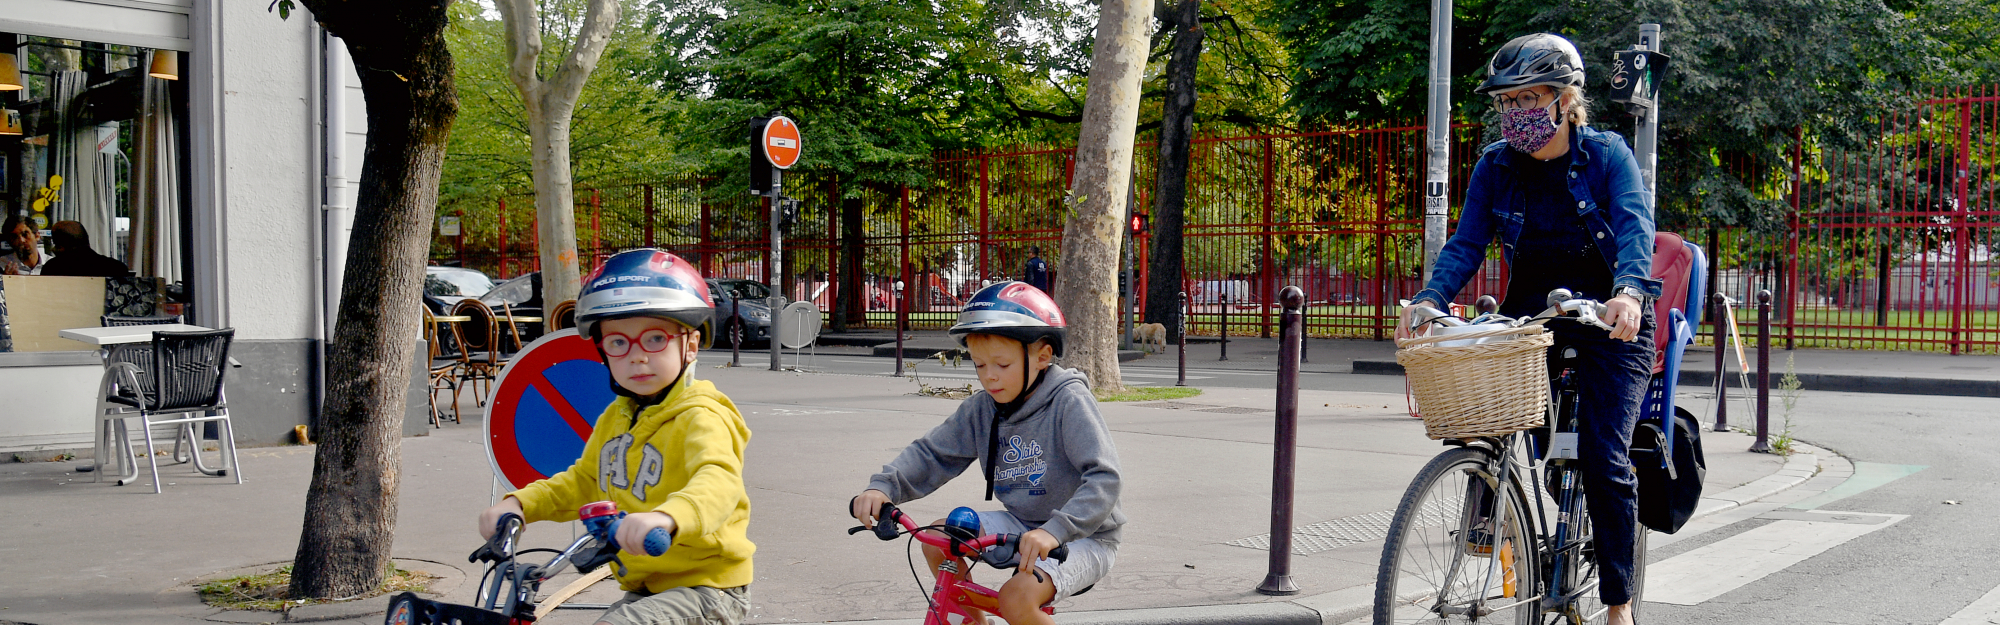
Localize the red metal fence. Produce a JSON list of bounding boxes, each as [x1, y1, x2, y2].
[[435, 88, 1999, 354]]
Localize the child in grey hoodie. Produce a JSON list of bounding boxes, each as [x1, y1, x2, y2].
[[850, 282, 1123, 625]]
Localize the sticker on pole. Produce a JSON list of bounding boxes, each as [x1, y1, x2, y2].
[[485, 329, 618, 491], [761, 116, 802, 169]]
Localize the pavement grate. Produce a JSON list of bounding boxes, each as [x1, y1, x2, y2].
[[1196, 406, 1274, 414], [1226, 495, 1462, 555], [1130, 401, 1222, 410]]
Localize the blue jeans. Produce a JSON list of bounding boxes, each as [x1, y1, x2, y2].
[[1548, 316, 1654, 607]]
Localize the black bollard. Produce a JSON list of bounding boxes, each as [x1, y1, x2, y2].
[[1712, 292, 1728, 432], [893, 282, 905, 377], [1219, 292, 1230, 361], [1257, 286, 1306, 596], [1750, 290, 1773, 453], [1300, 300, 1310, 363], [1177, 291, 1189, 387], [731, 297, 742, 367]]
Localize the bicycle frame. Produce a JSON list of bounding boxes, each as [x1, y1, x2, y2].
[[853, 503, 1063, 624]]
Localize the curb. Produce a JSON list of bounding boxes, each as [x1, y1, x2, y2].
[[1349, 359, 1998, 398]]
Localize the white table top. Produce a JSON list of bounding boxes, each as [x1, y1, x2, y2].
[[58, 324, 216, 346]]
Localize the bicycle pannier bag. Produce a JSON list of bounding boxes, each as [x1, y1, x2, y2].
[[1631, 406, 1705, 533]]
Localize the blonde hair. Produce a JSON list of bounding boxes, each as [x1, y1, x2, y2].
[[1560, 84, 1590, 127]]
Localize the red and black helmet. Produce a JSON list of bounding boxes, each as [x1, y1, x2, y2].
[[575, 249, 715, 348], [949, 281, 1067, 356]]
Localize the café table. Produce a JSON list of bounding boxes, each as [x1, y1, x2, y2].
[[58, 323, 232, 484]]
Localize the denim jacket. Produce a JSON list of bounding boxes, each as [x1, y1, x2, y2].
[[1414, 124, 1663, 308]]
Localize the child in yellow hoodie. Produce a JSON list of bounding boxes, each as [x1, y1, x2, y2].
[[477, 249, 753, 625]]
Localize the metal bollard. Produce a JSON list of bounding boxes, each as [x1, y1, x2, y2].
[[1177, 291, 1189, 387], [1712, 292, 1728, 431], [1750, 290, 1773, 453], [1300, 300, 1310, 363], [1257, 286, 1306, 596], [1218, 293, 1230, 361], [893, 282, 906, 377], [731, 297, 742, 367]]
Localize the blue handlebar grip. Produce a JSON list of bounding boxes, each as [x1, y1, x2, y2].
[[643, 527, 671, 556]]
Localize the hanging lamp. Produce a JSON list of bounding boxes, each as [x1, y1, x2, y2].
[[148, 50, 179, 80], [0, 52, 23, 90]]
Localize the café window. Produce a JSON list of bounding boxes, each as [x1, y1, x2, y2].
[[0, 33, 192, 352]]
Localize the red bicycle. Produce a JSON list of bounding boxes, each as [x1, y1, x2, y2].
[[849, 502, 1069, 624]]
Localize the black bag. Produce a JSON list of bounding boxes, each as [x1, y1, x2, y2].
[[1631, 406, 1706, 533]]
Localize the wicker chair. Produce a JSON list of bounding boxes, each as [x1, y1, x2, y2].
[[451, 299, 508, 406], [422, 307, 465, 426], [549, 299, 578, 332]]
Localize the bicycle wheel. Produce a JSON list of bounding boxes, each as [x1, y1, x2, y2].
[[1376, 446, 1540, 625], [1544, 477, 1647, 625]]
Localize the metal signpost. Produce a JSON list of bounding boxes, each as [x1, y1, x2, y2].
[[753, 115, 802, 372], [1421, 0, 1452, 277]]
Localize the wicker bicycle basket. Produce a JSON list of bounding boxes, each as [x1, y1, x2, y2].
[[1396, 325, 1553, 440]]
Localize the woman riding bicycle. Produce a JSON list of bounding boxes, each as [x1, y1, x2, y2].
[[1397, 33, 1662, 625]]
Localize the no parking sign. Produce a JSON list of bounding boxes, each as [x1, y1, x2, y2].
[[485, 329, 618, 490]]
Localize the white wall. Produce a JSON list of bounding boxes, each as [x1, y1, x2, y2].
[[215, 1, 318, 341]]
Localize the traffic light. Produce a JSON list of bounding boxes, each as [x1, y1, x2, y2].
[[1130, 212, 1148, 236]]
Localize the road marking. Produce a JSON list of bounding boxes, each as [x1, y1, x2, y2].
[[1941, 582, 2000, 625], [1643, 511, 1907, 605], [1785, 462, 1926, 510]]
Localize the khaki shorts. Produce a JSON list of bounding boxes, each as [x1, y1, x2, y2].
[[599, 585, 750, 625], [975, 510, 1116, 603]]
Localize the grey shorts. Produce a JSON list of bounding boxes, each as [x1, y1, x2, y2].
[[976, 510, 1116, 603], [599, 584, 750, 625]]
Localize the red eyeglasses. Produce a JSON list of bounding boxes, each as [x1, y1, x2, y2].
[[600, 329, 680, 358]]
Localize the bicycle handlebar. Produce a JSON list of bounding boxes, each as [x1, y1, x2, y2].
[[470, 513, 526, 564], [1403, 289, 1615, 334], [579, 501, 672, 557], [847, 501, 1069, 564]]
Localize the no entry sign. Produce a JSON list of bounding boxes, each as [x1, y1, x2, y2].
[[761, 116, 802, 169], [485, 329, 618, 491]]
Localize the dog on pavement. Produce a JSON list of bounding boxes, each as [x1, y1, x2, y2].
[[1134, 322, 1168, 353]]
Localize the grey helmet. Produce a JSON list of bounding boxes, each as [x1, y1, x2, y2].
[[1477, 33, 1586, 95]]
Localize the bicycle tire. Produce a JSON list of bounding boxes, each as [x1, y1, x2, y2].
[[1375, 446, 1540, 625], [1541, 473, 1647, 625]]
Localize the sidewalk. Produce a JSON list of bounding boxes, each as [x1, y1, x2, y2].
[[0, 363, 1822, 625]]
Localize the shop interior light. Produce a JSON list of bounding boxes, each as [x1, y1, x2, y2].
[[0, 53, 23, 90], [148, 50, 179, 81], [0, 109, 20, 135]]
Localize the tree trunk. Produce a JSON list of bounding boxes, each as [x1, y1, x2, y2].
[[1055, 0, 1154, 393], [838, 196, 866, 328], [291, 0, 458, 600], [1144, 0, 1203, 343], [495, 0, 622, 306]]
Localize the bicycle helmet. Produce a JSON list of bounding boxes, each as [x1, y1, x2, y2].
[[949, 281, 1067, 356], [575, 249, 715, 348], [1476, 33, 1586, 95]]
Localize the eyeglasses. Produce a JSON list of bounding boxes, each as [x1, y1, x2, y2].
[[601, 329, 680, 358], [1491, 89, 1552, 112]]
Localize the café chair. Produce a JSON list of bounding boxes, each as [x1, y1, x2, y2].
[[422, 307, 465, 426], [98, 328, 242, 494], [549, 299, 577, 331], [451, 299, 507, 405], [96, 314, 201, 465]]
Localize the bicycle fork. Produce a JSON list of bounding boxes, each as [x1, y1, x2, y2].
[[1436, 450, 1529, 618]]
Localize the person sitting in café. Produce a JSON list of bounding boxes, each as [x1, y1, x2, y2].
[[42, 221, 133, 278], [1, 214, 53, 276]]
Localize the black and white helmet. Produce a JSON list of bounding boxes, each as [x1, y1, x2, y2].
[[1477, 33, 1586, 95]]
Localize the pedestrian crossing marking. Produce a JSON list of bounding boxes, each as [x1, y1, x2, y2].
[[1643, 511, 1907, 606], [1941, 581, 2000, 625]]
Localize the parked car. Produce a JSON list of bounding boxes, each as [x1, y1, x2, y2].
[[425, 266, 496, 311], [707, 278, 774, 347]]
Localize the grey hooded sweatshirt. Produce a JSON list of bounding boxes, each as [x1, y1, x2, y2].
[[867, 365, 1124, 545]]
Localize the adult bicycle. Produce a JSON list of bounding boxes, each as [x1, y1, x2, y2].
[[383, 502, 670, 625], [1374, 291, 1648, 625], [849, 501, 1072, 624]]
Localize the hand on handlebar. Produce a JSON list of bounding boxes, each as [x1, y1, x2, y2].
[[479, 496, 525, 540], [1397, 300, 1441, 341], [1014, 528, 1059, 580], [1605, 294, 1644, 342], [851, 489, 892, 529]]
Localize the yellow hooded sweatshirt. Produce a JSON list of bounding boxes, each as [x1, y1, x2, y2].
[[509, 374, 754, 593]]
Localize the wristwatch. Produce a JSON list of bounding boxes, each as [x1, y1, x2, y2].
[[1615, 285, 1650, 304]]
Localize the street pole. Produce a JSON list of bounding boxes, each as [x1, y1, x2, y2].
[[1635, 24, 1663, 208], [893, 281, 905, 376], [731, 297, 742, 368], [769, 167, 787, 372], [1712, 292, 1728, 431], [1256, 286, 1306, 596], [1750, 290, 1773, 453], [1218, 292, 1229, 361], [1421, 0, 1453, 277], [1177, 291, 1188, 387]]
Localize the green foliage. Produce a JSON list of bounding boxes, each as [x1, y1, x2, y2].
[[1095, 386, 1204, 401], [441, 1, 684, 206], [1773, 353, 1803, 455]]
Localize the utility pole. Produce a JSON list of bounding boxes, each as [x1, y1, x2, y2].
[[1635, 24, 1663, 208], [1421, 0, 1453, 278]]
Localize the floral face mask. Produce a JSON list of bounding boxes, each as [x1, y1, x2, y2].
[[1500, 100, 1562, 154]]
